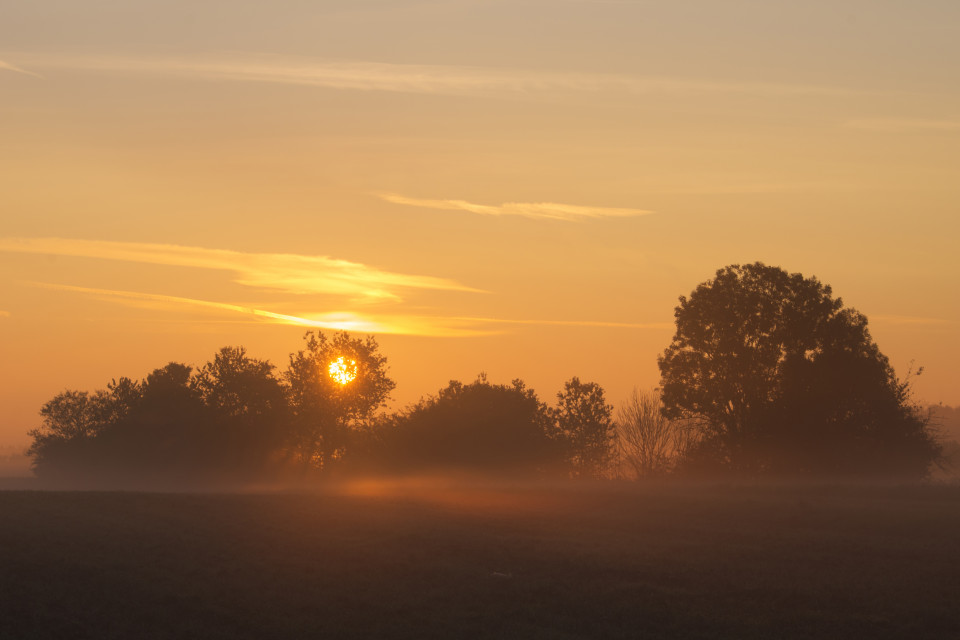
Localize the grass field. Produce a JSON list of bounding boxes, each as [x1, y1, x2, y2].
[[2, 480, 960, 639]]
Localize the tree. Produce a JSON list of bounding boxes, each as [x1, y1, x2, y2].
[[99, 362, 210, 478], [192, 346, 290, 473], [554, 377, 615, 478], [658, 262, 940, 477], [194, 347, 282, 417], [616, 388, 696, 478], [376, 375, 561, 474], [28, 378, 142, 477], [284, 331, 395, 471]]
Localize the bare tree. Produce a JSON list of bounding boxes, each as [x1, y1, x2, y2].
[[616, 388, 695, 478]]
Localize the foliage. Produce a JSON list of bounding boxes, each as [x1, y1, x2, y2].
[[27, 354, 293, 482], [27, 378, 141, 477], [658, 262, 941, 476], [193, 347, 286, 421], [284, 331, 396, 470], [192, 346, 290, 469], [554, 377, 615, 478], [377, 375, 562, 474]]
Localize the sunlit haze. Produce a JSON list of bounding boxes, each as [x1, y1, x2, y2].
[[2, 0, 959, 449]]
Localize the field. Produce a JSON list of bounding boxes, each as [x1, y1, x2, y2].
[[3, 480, 960, 639]]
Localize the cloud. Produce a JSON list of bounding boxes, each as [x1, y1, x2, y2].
[[871, 315, 948, 326], [380, 194, 652, 221], [2, 53, 853, 98], [0, 310, 10, 318], [846, 118, 960, 132], [33, 283, 668, 337], [0, 59, 41, 78], [0, 237, 479, 301], [32, 282, 487, 337], [452, 316, 673, 329]]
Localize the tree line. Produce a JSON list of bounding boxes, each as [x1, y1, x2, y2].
[[28, 337, 619, 484], [28, 262, 942, 484]]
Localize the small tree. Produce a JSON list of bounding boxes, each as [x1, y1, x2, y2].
[[554, 377, 615, 478], [616, 388, 695, 478]]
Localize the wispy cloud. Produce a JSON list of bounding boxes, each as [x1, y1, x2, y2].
[[871, 315, 949, 326], [380, 194, 652, 221], [7, 238, 666, 337], [32, 282, 487, 337], [0, 59, 41, 78], [0, 237, 478, 301], [452, 316, 672, 329], [2, 52, 854, 98], [33, 283, 666, 337], [0, 310, 10, 318], [846, 118, 960, 132]]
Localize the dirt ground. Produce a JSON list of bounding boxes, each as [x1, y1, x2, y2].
[[2, 480, 959, 639]]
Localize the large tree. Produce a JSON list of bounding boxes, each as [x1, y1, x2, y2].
[[658, 262, 940, 476]]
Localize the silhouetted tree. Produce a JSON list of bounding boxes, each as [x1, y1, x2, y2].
[[28, 377, 141, 477], [285, 331, 395, 471], [554, 377, 615, 478], [377, 375, 562, 474], [194, 347, 285, 419], [658, 262, 940, 476], [192, 346, 290, 474], [99, 362, 210, 478], [616, 388, 696, 478]]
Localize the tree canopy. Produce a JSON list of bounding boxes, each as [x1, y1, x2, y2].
[[285, 331, 395, 470], [554, 377, 615, 478], [26, 332, 397, 484], [658, 262, 940, 476], [376, 375, 562, 474]]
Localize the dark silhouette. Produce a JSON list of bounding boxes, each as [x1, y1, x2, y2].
[[27, 335, 625, 483], [26, 331, 397, 484], [28, 356, 293, 485], [553, 377, 615, 478], [28, 376, 143, 480], [374, 375, 564, 474], [285, 331, 395, 472], [659, 262, 941, 477], [191, 347, 290, 474]]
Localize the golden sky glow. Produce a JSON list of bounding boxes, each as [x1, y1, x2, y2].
[[0, 53, 857, 98], [0, 237, 478, 300], [1, 0, 959, 448]]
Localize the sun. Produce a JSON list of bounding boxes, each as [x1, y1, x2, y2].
[[328, 356, 358, 385]]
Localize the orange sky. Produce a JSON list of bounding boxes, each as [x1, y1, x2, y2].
[[2, 1, 959, 448]]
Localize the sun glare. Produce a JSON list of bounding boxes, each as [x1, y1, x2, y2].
[[328, 356, 358, 385]]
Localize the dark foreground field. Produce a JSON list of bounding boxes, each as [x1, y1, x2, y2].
[[2, 480, 959, 639]]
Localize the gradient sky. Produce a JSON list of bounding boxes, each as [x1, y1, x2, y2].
[[2, 0, 959, 448]]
